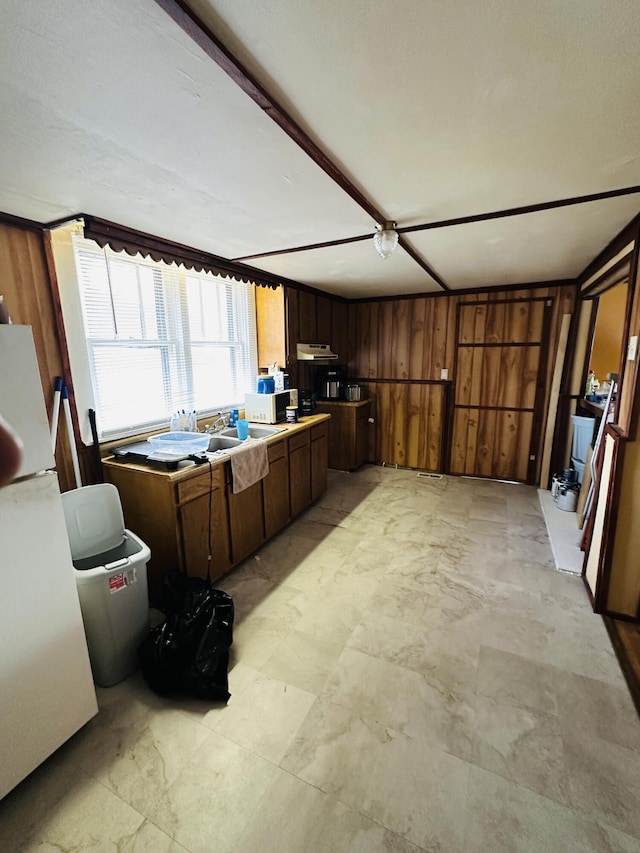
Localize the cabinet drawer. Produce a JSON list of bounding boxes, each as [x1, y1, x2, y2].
[[177, 466, 223, 504], [267, 439, 287, 463], [288, 430, 310, 452], [311, 422, 328, 441]]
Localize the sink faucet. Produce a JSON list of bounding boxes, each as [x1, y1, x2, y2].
[[205, 414, 228, 434]]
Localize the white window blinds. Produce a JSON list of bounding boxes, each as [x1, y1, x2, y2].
[[71, 236, 257, 440]]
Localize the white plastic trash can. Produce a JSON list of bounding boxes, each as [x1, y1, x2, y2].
[[62, 484, 151, 687], [571, 415, 594, 464]]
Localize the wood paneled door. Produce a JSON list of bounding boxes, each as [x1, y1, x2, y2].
[[450, 298, 553, 483]]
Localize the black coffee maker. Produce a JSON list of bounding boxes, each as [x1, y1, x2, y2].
[[317, 365, 346, 400], [299, 390, 316, 416]]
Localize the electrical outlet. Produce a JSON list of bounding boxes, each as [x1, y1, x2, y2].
[[628, 335, 638, 362], [440, 368, 449, 380]]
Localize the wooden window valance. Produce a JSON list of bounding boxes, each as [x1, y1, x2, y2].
[[82, 215, 282, 290]]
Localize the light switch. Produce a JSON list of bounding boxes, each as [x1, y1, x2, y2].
[[628, 335, 638, 362], [440, 368, 449, 380]]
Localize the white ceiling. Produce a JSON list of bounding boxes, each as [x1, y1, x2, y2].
[[1, 0, 639, 297]]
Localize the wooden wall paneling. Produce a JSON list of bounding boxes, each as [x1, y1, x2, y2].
[[518, 412, 536, 481], [285, 286, 300, 387], [366, 383, 377, 461], [331, 299, 348, 366], [458, 303, 478, 344], [375, 383, 390, 462], [316, 294, 332, 344], [358, 302, 372, 378], [393, 383, 408, 466], [378, 301, 394, 378], [406, 383, 422, 468], [476, 409, 496, 477], [393, 298, 411, 380], [466, 408, 480, 475], [449, 409, 464, 474], [470, 344, 485, 407], [427, 385, 444, 471], [485, 301, 506, 344], [368, 301, 380, 378], [297, 290, 317, 343], [443, 295, 458, 375], [482, 346, 503, 407], [346, 302, 360, 375], [410, 297, 427, 380]]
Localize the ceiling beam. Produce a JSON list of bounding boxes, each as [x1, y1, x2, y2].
[[236, 184, 640, 261], [152, 0, 448, 290], [400, 185, 640, 236]]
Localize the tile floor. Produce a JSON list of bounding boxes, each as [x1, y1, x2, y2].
[[2, 466, 640, 852]]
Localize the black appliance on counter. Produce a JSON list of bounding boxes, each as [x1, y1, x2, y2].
[[299, 390, 316, 416], [316, 365, 346, 400]]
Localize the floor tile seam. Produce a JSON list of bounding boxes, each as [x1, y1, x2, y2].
[[265, 764, 431, 852], [81, 771, 152, 837], [343, 641, 480, 695], [461, 756, 582, 819], [310, 694, 477, 768], [465, 730, 640, 836]]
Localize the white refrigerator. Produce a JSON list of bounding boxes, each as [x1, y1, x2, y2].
[[0, 325, 97, 800]]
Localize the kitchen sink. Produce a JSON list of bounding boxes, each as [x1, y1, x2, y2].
[[221, 425, 286, 440], [207, 435, 243, 452]]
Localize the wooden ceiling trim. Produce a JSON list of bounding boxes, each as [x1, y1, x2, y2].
[[154, 2, 383, 227], [578, 211, 640, 287], [397, 236, 449, 291], [152, 0, 448, 291], [234, 185, 640, 264], [401, 185, 640, 237], [0, 210, 45, 233]]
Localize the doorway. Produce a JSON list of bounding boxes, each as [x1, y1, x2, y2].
[[450, 297, 553, 483]]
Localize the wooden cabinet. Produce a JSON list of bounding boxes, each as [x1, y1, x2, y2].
[[263, 439, 291, 538], [310, 421, 328, 501], [289, 429, 311, 517], [227, 476, 265, 564], [179, 469, 231, 582], [103, 416, 330, 597], [103, 461, 232, 599], [316, 401, 370, 471]]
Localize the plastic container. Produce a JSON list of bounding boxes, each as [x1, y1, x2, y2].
[[571, 415, 595, 464], [62, 484, 151, 687], [257, 376, 275, 394], [148, 431, 209, 457]]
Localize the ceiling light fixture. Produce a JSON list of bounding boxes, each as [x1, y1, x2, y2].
[[373, 222, 399, 259]]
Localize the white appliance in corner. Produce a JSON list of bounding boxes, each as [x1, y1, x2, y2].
[[0, 325, 97, 800]]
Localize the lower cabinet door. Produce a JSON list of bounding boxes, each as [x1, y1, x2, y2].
[[228, 478, 266, 563], [311, 433, 328, 500], [263, 453, 291, 539], [180, 487, 232, 581], [290, 444, 311, 517]]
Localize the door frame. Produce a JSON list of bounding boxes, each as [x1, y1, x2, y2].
[[450, 296, 554, 484]]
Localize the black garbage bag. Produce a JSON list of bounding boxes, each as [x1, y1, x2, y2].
[[139, 570, 234, 702]]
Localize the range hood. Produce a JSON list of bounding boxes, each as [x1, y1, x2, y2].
[[296, 343, 339, 361]]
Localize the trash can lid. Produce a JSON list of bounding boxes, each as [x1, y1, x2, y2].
[[62, 483, 125, 559], [72, 533, 143, 571]]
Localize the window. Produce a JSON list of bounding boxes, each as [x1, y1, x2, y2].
[[70, 236, 257, 440]]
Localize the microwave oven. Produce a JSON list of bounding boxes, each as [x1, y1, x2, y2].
[[244, 390, 291, 424]]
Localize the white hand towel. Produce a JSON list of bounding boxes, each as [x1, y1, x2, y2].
[[230, 439, 269, 494]]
